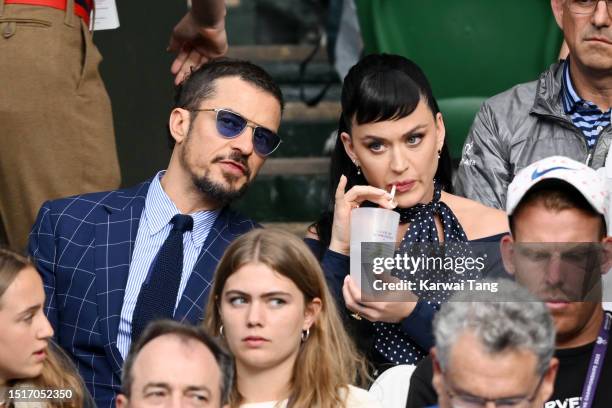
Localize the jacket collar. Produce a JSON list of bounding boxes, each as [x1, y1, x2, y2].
[[99, 178, 152, 215], [94, 177, 249, 376], [530, 61, 568, 119]]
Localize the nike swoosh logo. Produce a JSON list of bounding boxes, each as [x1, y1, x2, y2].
[[531, 166, 572, 180]]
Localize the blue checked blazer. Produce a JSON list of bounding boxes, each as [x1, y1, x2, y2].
[[28, 178, 257, 408]]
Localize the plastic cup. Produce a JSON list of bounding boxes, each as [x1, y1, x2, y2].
[[350, 207, 400, 288]]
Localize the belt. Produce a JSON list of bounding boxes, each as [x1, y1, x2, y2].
[[4, 0, 93, 24]]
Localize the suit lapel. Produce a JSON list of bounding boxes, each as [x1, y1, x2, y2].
[[175, 208, 237, 324], [94, 181, 149, 377]]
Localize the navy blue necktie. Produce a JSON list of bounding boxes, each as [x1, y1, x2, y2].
[[131, 214, 193, 343]]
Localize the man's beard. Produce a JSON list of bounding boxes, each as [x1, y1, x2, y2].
[[191, 172, 249, 207], [187, 149, 252, 207], [181, 125, 254, 207]]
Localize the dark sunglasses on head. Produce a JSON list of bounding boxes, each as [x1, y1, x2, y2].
[[190, 108, 281, 157]]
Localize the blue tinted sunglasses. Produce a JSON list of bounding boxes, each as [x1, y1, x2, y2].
[[190, 108, 281, 157]]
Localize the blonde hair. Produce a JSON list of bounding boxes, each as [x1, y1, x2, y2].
[[0, 249, 87, 407], [204, 229, 369, 408]]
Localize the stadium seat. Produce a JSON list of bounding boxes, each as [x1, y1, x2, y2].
[[354, 0, 563, 159]]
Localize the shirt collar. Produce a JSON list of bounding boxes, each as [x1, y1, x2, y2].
[[562, 59, 581, 114], [144, 170, 220, 248], [562, 59, 609, 115]]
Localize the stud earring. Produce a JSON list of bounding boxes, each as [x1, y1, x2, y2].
[[437, 149, 441, 159]]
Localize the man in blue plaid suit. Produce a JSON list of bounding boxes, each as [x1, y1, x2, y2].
[[28, 59, 283, 407]]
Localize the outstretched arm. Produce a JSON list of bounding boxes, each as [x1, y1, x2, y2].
[[168, 0, 228, 85]]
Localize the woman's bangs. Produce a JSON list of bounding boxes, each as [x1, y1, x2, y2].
[[353, 70, 422, 126]]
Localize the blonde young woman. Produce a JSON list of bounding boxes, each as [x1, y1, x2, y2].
[[204, 229, 381, 408], [0, 249, 93, 408]]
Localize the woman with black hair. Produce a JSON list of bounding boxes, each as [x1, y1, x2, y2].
[[306, 54, 508, 372]]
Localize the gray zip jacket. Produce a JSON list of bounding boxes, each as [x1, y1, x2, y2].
[[454, 61, 612, 209]]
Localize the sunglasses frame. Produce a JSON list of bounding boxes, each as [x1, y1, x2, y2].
[[188, 108, 282, 157]]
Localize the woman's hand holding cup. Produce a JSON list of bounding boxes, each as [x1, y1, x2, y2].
[[329, 175, 396, 255]]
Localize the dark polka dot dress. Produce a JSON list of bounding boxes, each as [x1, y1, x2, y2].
[[372, 182, 475, 365]]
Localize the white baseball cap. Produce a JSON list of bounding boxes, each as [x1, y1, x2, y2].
[[506, 156, 608, 226]]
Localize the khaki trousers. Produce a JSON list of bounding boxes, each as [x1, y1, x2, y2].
[[0, 1, 120, 252]]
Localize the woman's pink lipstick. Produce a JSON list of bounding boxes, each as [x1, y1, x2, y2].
[[393, 180, 415, 193]]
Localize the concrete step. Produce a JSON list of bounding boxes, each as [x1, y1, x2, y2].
[[225, 1, 323, 45], [272, 101, 340, 158], [259, 157, 330, 176], [227, 45, 328, 63], [283, 101, 341, 122], [233, 173, 328, 222], [227, 44, 339, 89]]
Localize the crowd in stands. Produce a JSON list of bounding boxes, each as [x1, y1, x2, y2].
[[0, 0, 611, 407]]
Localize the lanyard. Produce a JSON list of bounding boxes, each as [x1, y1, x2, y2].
[[580, 312, 611, 408]]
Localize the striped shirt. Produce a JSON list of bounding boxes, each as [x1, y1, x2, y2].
[[117, 171, 220, 358], [562, 60, 611, 149]]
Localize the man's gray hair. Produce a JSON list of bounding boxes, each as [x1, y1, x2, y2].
[[434, 279, 555, 376]]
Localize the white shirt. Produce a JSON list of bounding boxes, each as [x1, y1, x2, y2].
[[239, 385, 381, 408]]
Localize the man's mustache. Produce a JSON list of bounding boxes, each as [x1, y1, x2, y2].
[[213, 152, 251, 178]]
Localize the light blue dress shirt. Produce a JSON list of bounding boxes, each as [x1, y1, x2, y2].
[[116, 171, 219, 358]]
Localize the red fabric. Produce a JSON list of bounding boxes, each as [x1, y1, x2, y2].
[[4, 0, 91, 24]]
